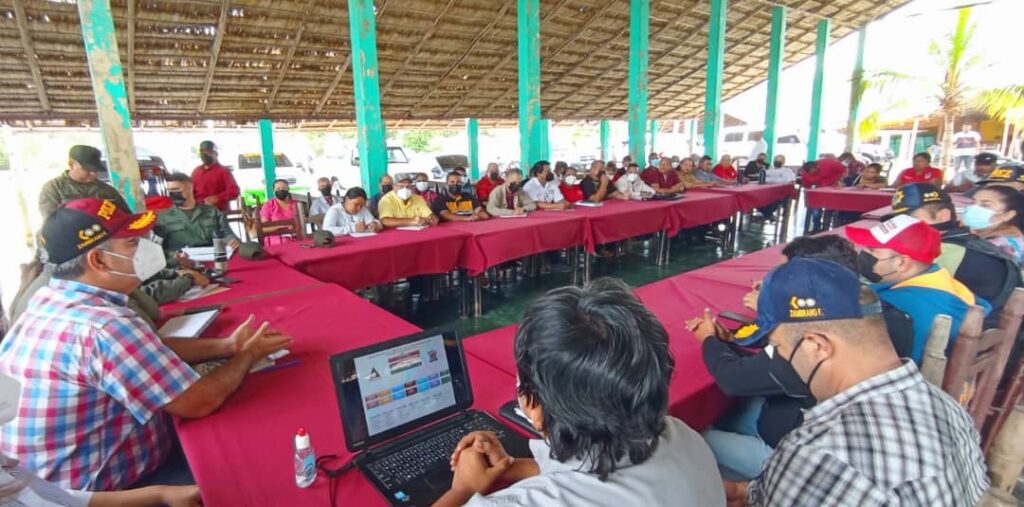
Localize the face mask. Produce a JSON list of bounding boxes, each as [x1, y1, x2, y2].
[[103, 238, 167, 282], [564, 176, 577, 185], [274, 190, 290, 201], [857, 250, 899, 284], [168, 191, 186, 206], [200, 153, 215, 165], [963, 204, 998, 230], [508, 182, 520, 193], [489, 172, 499, 181], [627, 173, 639, 183], [381, 184, 393, 194], [415, 181, 430, 192], [544, 173, 554, 183], [447, 184, 462, 195], [396, 187, 412, 201], [320, 187, 332, 197], [765, 345, 813, 399], [773, 161, 783, 168]]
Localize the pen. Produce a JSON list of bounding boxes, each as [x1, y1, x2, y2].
[[258, 359, 301, 374]]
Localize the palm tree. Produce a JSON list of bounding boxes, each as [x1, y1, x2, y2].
[[976, 85, 1024, 157], [931, 7, 981, 170]]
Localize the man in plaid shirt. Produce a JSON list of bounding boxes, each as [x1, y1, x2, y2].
[[0, 199, 291, 491], [724, 258, 988, 506]]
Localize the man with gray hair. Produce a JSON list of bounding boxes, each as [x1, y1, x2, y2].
[[486, 168, 537, 216]]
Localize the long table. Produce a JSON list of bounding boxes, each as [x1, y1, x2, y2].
[[161, 256, 324, 314], [804, 187, 896, 213], [697, 183, 799, 213]]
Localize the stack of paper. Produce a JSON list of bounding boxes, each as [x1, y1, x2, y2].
[[158, 309, 220, 338]]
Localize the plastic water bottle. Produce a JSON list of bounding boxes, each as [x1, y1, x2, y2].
[[294, 428, 316, 488], [212, 229, 228, 273], [758, 168, 767, 185]]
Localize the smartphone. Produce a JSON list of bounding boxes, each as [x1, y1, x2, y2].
[[718, 311, 756, 326], [499, 400, 542, 438]]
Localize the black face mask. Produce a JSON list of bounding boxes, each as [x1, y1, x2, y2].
[[544, 173, 554, 182], [319, 186, 332, 197], [857, 250, 893, 283], [768, 346, 813, 399], [168, 191, 186, 206], [200, 154, 215, 166], [381, 184, 393, 194], [274, 190, 290, 201], [489, 172, 499, 181], [508, 182, 520, 192], [447, 184, 462, 195], [773, 161, 784, 169]]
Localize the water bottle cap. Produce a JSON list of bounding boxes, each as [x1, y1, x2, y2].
[[295, 428, 311, 449]]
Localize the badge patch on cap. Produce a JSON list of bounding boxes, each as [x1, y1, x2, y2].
[[789, 296, 824, 319]]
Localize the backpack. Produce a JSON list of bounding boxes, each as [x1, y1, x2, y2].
[[939, 229, 1023, 311]]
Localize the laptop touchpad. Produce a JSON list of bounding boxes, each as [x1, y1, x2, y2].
[[423, 468, 454, 490]]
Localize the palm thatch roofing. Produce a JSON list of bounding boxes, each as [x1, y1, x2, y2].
[[0, 0, 911, 129]]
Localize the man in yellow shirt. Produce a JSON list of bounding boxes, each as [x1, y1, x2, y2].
[[377, 177, 438, 228]]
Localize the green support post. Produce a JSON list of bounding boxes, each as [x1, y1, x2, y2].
[[688, 118, 698, 155], [600, 119, 611, 161], [258, 119, 276, 201], [627, 0, 649, 164], [846, 26, 867, 153], [518, 0, 542, 168], [77, 0, 144, 211], [348, 0, 388, 189], [539, 119, 551, 161], [807, 19, 831, 162], [467, 118, 480, 180], [649, 119, 658, 155], [763, 6, 786, 161], [704, 0, 727, 161]]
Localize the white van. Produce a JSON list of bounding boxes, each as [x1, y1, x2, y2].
[[314, 145, 445, 190], [719, 127, 822, 168], [227, 151, 310, 203]]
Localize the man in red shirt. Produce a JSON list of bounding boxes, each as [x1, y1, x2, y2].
[[641, 160, 686, 195], [475, 162, 504, 202], [800, 158, 846, 188], [712, 154, 738, 182], [895, 152, 944, 187], [190, 140, 240, 212]]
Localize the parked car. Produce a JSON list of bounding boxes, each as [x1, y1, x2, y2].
[[316, 145, 446, 189], [228, 151, 310, 204]]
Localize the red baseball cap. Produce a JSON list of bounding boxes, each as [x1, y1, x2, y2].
[[41, 198, 157, 264], [845, 215, 941, 264]]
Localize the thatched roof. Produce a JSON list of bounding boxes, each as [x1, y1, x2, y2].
[[0, 0, 911, 129]]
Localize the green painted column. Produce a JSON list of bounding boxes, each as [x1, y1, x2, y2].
[[688, 118, 698, 155], [518, 0, 542, 168], [539, 119, 551, 161], [845, 26, 867, 153], [704, 0, 727, 161], [348, 0, 388, 189], [807, 19, 831, 162], [649, 119, 658, 155], [600, 119, 611, 161], [467, 118, 480, 179], [258, 119, 277, 201], [77, 0, 144, 211], [763, 6, 786, 161], [627, 0, 649, 164]]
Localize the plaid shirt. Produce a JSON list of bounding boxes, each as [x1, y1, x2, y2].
[[748, 361, 988, 506], [0, 279, 199, 491]]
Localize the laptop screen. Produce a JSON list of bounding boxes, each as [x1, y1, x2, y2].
[[331, 329, 473, 451]]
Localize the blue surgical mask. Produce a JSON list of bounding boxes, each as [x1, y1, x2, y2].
[[963, 204, 998, 230]]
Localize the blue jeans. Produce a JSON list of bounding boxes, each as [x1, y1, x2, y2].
[[702, 397, 774, 481]]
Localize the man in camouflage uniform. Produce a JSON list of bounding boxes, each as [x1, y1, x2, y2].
[[39, 145, 128, 219], [155, 172, 240, 267]]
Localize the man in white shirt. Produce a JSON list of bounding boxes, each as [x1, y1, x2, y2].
[[952, 123, 982, 178], [614, 163, 655, 200], [522, 161, 570, 211], [437, 279, 724, 507], [763, 154, 796, 184]]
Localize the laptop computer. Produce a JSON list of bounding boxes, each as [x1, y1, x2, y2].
[[330, 328, 532, 506]]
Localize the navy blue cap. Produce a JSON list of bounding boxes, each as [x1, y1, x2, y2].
[[890, 183, 951, 214], [733, 258, 864, 345]]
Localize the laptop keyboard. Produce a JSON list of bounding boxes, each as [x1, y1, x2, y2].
[[366, 413, 508, 489]]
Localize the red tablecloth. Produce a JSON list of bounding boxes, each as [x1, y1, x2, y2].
[[161, 256, 323, 314], [568, 199, 677, 250], [175, 284, 522, 507], [669, 192, 743, 229], [443, 212, 588, 275], [804, 187, 895, 213], [268, 227, 471, 289], [697, 183, 799, 213]]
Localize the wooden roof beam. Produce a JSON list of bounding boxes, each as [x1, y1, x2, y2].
[[198, 0, 231, 113], [11, 0, 51, 112], [313, 53, 352, 115], [380, 0, 458, 95], [266, 0, 317, 112]]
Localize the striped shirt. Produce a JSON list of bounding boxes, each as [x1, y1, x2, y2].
[[747, 361, 988, 506], [0, 279, 199, 491]]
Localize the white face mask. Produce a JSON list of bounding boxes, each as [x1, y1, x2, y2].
[[103, 238, 167, 282], [627, 173, 639, 183], [396, 187, 413, 201], [415, 181, 429, 192], [564, 175, 577, 185]]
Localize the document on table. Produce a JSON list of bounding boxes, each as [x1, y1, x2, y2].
[[182, 245, 236, 262], [177, 283, 229, 302], [574, 201, 604, 208], [158, 309, 220, 338], [396, 225, 429, 231], [499, 214, 529, 218], [349, 231, 378, 238]]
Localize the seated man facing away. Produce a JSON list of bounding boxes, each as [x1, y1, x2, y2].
[[486, 168, 537, 217], [321, 187, 383, 235], [579, 160, 619, 202], [378, 177, 439, 228], [522, 161, 570, 210], [434, 171, 490, 222], [0, 199, 291, 490], [846, 215, 989, 363], [726, 258, 988, 506], [437, 278, 725, 507], [558, 167, 585, 203], [155, 172, 241, 266], [641, 159, 687, 195], [615, 162, 656, 200]]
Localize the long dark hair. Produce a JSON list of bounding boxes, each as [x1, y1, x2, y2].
[[981, 185, 1024, 232]]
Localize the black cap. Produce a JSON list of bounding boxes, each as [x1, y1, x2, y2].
[[41, 198, 157, 264], [312, 230, 335, 247], [69, 145, 106, 173], [976, 153, 997, 165], [237, 241, 266, 260], [890, 183, 952, 215], [199, 140, 216, 151], [981, 164, 1024, 185]]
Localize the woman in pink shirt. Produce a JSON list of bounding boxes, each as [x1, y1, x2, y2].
[[261, 179, 298, 222]]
